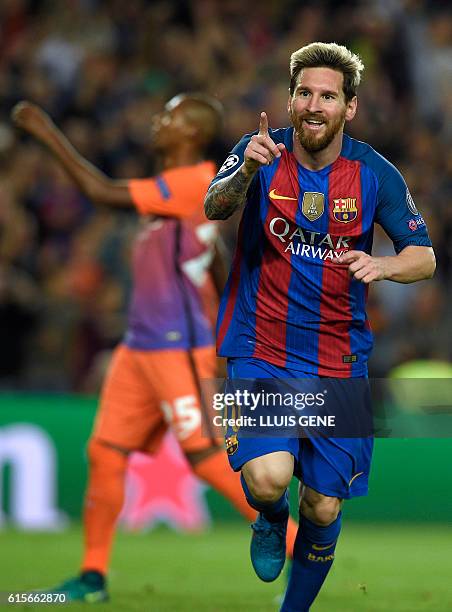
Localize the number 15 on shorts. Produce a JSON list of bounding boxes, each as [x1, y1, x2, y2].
[[161, 395, 201, 440]]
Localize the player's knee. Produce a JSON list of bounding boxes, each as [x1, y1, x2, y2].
[[244, 466, 291, 503], [300, 495, 341, 527], [247, 477, 282, 503], [184, 446, 219, 468], [87, 438, 103, 466], [87, 438, 129, 473]]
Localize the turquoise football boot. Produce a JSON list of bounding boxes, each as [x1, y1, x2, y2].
[[250, 513, 288, 582], [45, 571, 109, 603]]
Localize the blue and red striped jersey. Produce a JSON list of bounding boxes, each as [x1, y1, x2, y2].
[[210, 129, 432, 377]]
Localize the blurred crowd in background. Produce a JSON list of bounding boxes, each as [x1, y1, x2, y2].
[[0, 0, 451, 391]]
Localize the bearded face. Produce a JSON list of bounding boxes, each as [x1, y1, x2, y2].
[[288, 67, 354, 154], [290, 105, 346, 153]]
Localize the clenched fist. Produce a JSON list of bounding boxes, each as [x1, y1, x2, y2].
[[11, 101, 54, 142], [336, 250, 387, 283]]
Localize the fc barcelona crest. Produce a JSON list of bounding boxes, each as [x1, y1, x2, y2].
[[332, 198, 358, 223], [225, 434, 239, 456], [302, 192, 324, 221]]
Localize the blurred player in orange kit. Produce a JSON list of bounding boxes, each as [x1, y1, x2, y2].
[[12, 94, 297, 602]]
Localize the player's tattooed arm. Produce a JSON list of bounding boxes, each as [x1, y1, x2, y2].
[[204, 166, 255, 220], [205, 111, 285, 220]]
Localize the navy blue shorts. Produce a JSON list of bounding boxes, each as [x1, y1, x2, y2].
[[224, 357, 373, 500]]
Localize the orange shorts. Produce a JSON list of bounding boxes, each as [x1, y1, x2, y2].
[[92, 344, 219, 454]]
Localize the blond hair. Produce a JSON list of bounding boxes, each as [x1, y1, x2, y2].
[[290, 42, 364, 101]]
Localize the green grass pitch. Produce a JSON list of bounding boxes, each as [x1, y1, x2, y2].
[[1, 523, 451, 611]]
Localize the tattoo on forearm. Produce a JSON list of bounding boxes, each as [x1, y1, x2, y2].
[[204, 168, 253, 220]]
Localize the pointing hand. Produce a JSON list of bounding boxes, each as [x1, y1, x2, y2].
[[243, 112, 286, 175]]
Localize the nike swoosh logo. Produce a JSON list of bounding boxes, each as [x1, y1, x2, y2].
[[312, 543, 335, 551], [269, 189, 297, 201]]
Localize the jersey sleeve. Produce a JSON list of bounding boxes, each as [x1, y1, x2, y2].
[[373, 155, 432, 254], [129, 163, 215, 218], [208, 131, 260, 194]]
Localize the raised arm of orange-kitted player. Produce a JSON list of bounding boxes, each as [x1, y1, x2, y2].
[[11, 101, 133, 208], [12, 101, 214, 218]]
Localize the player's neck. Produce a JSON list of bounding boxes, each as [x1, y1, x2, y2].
[[161, 147, 204, 170], [292, 131, 343, 171]]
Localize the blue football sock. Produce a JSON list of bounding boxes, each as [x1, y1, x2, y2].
[[280, 511, 342, 612], [240, 474, 289, 523]]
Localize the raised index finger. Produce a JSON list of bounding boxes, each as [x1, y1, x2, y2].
[[258, 111, 269, 136]]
